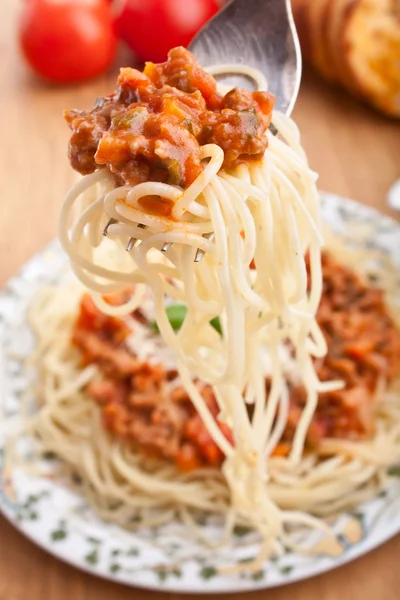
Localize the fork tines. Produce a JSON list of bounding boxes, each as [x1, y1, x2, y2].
[[102, 218, 118, 236], [102, 219, 147, 252], [194, 232, 215, 262], [126, 223, 146, 252], [102, 218, 213, 262]]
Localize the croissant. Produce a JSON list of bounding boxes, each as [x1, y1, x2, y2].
[[291, 0, 400, 117]]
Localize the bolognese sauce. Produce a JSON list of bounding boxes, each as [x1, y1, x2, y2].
[[71, 253, 400, 471], [65, 47, 275, 199]]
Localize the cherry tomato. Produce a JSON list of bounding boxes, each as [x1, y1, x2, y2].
[[19, 0, 117, 83], [114, 0, 220, 63]]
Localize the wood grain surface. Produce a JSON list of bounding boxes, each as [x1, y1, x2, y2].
[[1, 2, 400, 599]]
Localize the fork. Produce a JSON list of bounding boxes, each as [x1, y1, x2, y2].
[[103, 0, 302, 261]]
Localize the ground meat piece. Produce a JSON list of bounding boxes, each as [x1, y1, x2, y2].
[[223, 87, 275, 117], [65, 111, 108, 175], [65, 99, 125, 175], [73, 330, 139, 377], [198, 106, 268, 165], [144, 46, 223, 110], [72, 294, 136, 375], [87, 378, 128, 407]]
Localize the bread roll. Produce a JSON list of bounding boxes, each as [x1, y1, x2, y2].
[[291, 0, 400, 117]]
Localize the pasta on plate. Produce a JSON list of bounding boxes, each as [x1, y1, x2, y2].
[[6, 47, 400, 572]]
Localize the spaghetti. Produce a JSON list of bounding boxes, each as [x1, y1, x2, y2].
[[21, 243, 400, 565], [19, 47, 397, 565], [58, 48, 334, 558]]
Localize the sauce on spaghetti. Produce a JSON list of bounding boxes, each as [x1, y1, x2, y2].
[[72, 254, 400, 471], [277, 253, 400, 455], [73, 294, 231, 471], [65, 47, 275, 202]]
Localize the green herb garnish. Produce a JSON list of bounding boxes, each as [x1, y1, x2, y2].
[[151, 305, 221, 335], [210, 316, 222, 334], [151, 304, 187, 332], [388, 465, 400, 477]]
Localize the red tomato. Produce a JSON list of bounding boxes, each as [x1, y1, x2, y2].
[[114, 0, 219, 63], [19, 0, 117, 83]]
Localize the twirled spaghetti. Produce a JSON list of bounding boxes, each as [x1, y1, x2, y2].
[[57, 48, 335, 559], [15, 48, 400, 567]]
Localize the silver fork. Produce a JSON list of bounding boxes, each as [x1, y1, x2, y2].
[[103, 0, 302, 261]]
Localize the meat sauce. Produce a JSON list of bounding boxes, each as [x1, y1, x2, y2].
[[73, 294, 232, 472], [72, 254, 400, 470], [279, 253, 400, 454], [65, 46, 275, 218]]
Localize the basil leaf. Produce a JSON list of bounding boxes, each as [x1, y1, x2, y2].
[[388, 465, 400, 477], [210, 317, 222, 334], [151, 306, 222, 335], [151, 304, 187, 332]]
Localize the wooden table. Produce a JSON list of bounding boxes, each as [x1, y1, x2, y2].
[[1, 2, 400, 599]]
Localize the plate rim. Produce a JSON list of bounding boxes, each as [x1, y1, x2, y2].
[[0, 499, 399, 595]]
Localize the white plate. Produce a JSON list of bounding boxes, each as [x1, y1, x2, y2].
[[1, 193, 400, 594]]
